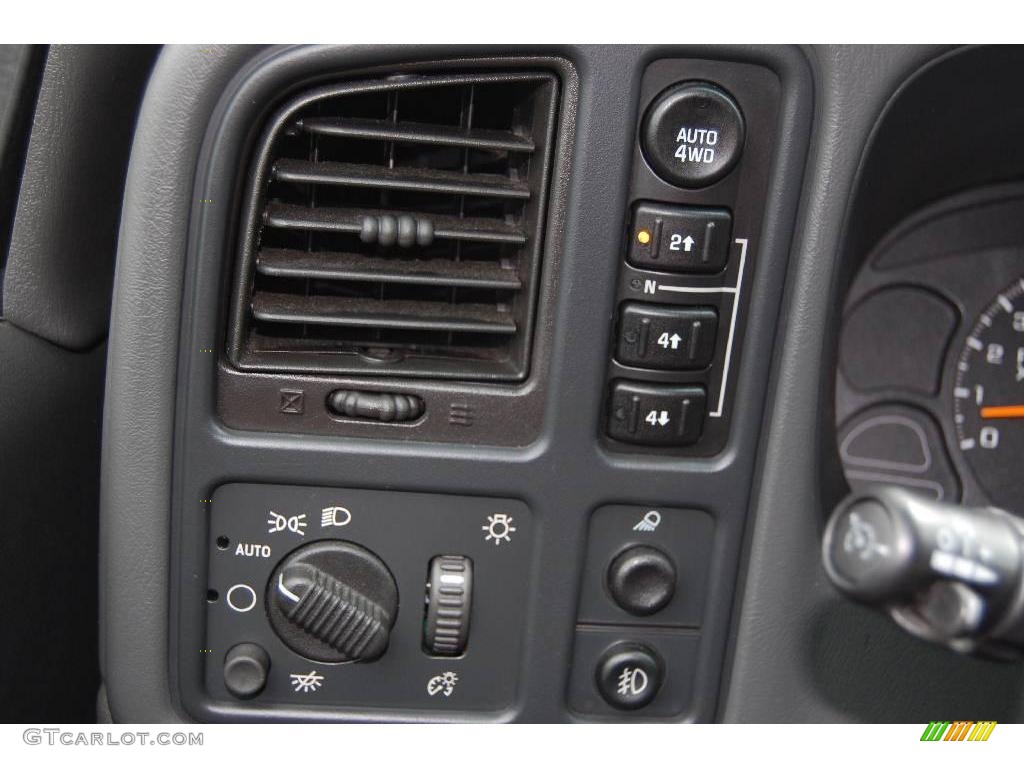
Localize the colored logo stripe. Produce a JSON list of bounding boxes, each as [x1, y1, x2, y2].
[[944, 722, 972, 741], [920, 721, 996, 741], [968, 721, 997, 741]]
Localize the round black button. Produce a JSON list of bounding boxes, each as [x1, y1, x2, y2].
[[641, 82, 745, 188], [596, 643, 664, 710], [223, 642, 270, 700], [607, 545, 677, 616], [824, 499, 904, 598]]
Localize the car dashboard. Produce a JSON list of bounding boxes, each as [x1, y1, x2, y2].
[[2, 42, 1024, 725]]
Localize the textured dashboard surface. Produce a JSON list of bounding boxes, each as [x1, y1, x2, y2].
[[101, 45, 262, 722], [4, 45, 155, 349], [724, 45, 1024, 723]]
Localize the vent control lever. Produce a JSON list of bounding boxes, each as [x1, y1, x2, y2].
[[327, 389, 424, 423]]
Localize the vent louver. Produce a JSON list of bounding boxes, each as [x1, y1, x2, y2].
[[227, 71, 559, 380]]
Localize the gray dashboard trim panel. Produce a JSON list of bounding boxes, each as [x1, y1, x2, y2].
[[724, 44, 945, 723], [100, 45, 263, 723], [103, 44, 812, 723], [721, 44, 1024, 723]]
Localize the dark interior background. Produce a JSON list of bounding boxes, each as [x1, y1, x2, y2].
[[0, 44, 157, 722]]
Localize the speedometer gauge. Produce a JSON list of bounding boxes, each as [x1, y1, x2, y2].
[[953, 277, 1024, 513]]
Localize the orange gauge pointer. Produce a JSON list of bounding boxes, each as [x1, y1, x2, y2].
[[980, 405, 1024, 419]]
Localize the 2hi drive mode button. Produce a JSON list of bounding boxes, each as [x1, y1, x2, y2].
[[629, 204, 732, 274], [641, 82, 745, 189]]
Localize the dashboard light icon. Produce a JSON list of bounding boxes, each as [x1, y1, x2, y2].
[[633, 510, 662, 532], [321, 506, 352, 528], [482, 514, 516, 546], [267, 511, 307, 536]]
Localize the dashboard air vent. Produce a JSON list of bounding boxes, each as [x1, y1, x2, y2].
[[228, 71, 560, 380]]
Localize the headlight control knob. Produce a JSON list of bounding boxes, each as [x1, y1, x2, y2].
[[423, 555, 473, 656], [267, 540, 398, 663]]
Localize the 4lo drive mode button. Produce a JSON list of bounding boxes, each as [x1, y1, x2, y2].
[[607, 381, 706, 446], [616, 302, 717, 370]]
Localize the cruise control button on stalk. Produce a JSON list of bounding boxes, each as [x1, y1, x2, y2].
[[826, 499, 900, 590]]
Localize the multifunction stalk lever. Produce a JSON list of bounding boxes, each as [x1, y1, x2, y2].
[[823, 485, 1024, 658]]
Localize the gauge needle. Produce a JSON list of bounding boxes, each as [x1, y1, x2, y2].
[[980, 405, 1024, 419]]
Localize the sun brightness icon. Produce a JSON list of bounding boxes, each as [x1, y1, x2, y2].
[[482, 513, 516, 546]]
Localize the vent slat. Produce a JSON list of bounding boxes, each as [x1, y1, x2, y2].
[[230, 71, 558, 379], [298, 117, 536, 153], [252, 293, 517, 335], [263, 202, 528, 245], [273, 159, 531, 199], [257, 248, 522, 290]]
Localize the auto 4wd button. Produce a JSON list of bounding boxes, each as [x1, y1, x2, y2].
[[641, 82, 745, 188]]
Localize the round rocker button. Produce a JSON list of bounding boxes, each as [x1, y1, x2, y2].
[[641, 81, 745, 188], [223, 642, 270, 700], [596, 643, 664, 710], [607, 545, 677, 616]]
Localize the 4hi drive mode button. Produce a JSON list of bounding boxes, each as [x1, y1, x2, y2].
[[641, 82, 745, 188]]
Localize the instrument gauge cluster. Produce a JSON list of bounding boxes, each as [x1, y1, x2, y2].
[[953, 278, 1024, 512], [836, 185, 1024, 516]]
